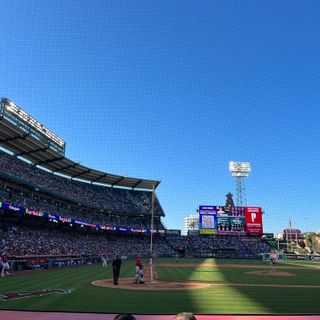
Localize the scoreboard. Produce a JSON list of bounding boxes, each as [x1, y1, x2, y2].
[[199, 205, 263, 236]]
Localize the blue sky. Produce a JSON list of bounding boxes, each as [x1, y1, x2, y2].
[[1, 0, 320, 233]]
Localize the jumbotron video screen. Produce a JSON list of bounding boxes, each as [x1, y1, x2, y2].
[[199, 205, 263, 235]]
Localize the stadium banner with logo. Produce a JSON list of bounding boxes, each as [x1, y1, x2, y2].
[[0, 200, 163, 234], [216, 206, 246, 235], [0, 201, 27, 213], [199, 206, 218, 235], [245, 207, 263, 235], [27, 209, 44, 217]]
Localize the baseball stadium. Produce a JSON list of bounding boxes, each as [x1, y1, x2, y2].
[[0, 98, 319, 320]]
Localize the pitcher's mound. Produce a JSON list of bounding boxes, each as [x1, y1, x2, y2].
[[92, 278, 210, 291], [245, 271, 296, 277]]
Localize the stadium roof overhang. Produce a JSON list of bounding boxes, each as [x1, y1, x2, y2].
[[0, 115, 160, 190]]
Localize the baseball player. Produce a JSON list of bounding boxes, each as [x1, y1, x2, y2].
[[101, 254, 107, 267], [148, 253, 153, 266], [1, 253, 10, 277], [135, 255, 142, 272], [270, 257, 276, 272], [134, 264, 145, 284]]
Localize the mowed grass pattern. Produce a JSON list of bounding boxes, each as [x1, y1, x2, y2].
[[0, 259, 319, 314], [156, 266, 320, 286]]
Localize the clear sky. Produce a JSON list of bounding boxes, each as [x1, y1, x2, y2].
[[1, 0, 320, 234]]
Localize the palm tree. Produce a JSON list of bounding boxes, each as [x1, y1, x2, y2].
[[189, 220, 199, 230], [304, 233, 320, 254]]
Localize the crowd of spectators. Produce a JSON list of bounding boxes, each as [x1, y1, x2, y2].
[[165, 235, 270, 258], [0, 220, 269, 260], [0, 223, 175, 257], [0, 151, 163, 216], [0, 189, 163, 230]]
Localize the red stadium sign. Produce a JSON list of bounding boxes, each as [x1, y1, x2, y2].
[[245, 207, 263, 235]]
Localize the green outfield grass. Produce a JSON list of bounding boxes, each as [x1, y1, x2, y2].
[[277, 260, 320, 269], [0, 258, 319, 314], [156, 265, 320, 286]]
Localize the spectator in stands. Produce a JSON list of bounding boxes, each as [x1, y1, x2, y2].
[[114, 314, 136, 320], [173, 312, 197, 320]]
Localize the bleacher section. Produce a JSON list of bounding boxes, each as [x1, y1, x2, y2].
[[164, 235, 271, 259], [0, 223, 174, 257], [0, 150, 164, 219]]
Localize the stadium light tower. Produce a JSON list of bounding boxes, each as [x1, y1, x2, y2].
[[229, 161, 251, 206]]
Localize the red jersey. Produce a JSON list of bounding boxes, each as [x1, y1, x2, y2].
[[135, 256, 142, 266], [1, 255, 8, 263]]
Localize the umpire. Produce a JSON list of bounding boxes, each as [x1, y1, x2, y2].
[[112, 255, 122, 285]]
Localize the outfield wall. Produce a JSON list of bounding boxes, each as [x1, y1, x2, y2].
[[262, 253, 320, 261]]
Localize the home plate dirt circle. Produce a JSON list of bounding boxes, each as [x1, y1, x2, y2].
[[245, 271, 296, 277], [92, 278, 211, 291]]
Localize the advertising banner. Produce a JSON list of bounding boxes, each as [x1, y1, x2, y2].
[[27, 209, 44, 217], [199, 214, 218, 234], [0, 201, 26, 213], [245, 207, 263, 235], [199, 206, 217, 235], [199, 205, 216, 213]]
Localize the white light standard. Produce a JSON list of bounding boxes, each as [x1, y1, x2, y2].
[[229, 162, 251, 206]]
